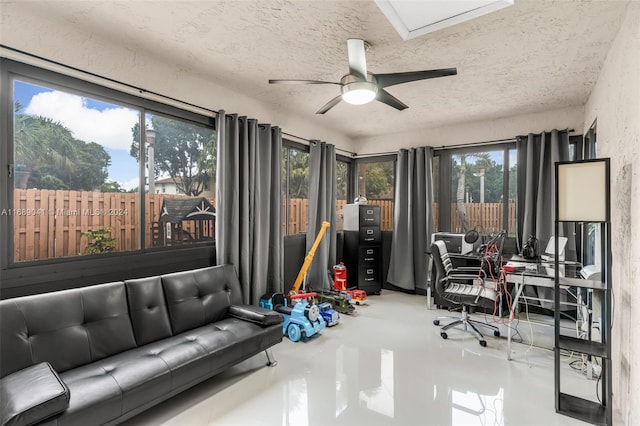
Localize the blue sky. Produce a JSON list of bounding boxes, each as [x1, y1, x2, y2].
[[15, 80, 140, 190]]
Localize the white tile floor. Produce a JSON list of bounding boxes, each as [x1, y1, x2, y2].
[[124, 291, 598, 426]]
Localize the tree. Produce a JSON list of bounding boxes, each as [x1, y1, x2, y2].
[[29, 139, 110, 191], [283, 148, 309, 199], [130, 116, 216, 196], [336, 161, 349, 200], [359, 161, 394, 199], [14, 102, 111, 191], [454, 155, 470, 231], [14, 103, 78, 189], [100, 180, 127, 193]]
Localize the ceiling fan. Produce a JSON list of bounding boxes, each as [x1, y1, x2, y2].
[[269, 39, 457, 114]]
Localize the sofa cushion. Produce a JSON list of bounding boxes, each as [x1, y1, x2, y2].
[[135, 335, 210, 391], [57, 365, 123, 426], [125, 277, 173, 346], [0, 362, 69, 426], [89, 350, 172, 414], [161, 265, 243, 334], [0, 282, 137, 376]]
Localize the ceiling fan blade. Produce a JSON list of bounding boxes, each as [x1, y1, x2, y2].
[[374, 68, 457, 89], [347, 39, 367, 81], [376, 89, 408, 111], [316, 95, 343, 114], [269, 79, 340, 85]]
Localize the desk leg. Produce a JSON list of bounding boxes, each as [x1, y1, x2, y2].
[[507, 281, 525, 361]]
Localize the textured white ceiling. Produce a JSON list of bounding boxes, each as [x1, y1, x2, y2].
[[1, 0, 630, 140]]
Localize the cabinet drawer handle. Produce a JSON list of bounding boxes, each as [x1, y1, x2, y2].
[[364, 278, 374, 281], [364, 257, 374, 261]]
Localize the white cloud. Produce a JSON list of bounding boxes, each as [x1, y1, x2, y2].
[[25, 91, 139, 151]]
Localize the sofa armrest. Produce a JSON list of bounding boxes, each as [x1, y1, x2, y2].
[[0, 362, 70, 426], [229, 305, 283, 326]]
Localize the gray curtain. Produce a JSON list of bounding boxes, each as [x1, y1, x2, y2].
[[516, 129, 574, 309], [216, 110, 283, 304], [516, 129, 573, 254], [387, 147, 435, 292], [306, 141, 336, 291]]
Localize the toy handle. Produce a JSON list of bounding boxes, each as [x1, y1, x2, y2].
[[290, 292, 317, 299]]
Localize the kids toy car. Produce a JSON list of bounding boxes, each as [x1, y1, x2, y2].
[[315, 290, 356, 315], [259, 291, 326, 342], [318, 301, 339, 326], [345, 289, 367, 305]]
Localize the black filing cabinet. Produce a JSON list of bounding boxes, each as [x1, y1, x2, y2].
[[343, 204, 382, 294]]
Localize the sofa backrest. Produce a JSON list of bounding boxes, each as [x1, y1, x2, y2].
[[161, 265, 243, 335], [0, 282, 137, 378], [124, 276, 173, 346]]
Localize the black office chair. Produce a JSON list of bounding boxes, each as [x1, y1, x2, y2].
[[431, 240, 501, 346]]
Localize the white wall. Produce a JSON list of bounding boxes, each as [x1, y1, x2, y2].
[[584, 2, 640, 424], [352, 106, 585, 154]]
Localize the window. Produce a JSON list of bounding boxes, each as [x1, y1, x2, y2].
[[335, 156, 351, 230], [139, 113, 216, 247], [282, 141, 309, 235], [356, 156, 395, 231], [4, 61, 216, 264], [12, 80, 141, 261], [437, 144, 515, 235]]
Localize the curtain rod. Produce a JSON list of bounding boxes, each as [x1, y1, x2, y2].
[[515, 128, 576, 139], [356, 138, 516, 157], [282, 131, 356, 156], [1, 44, 219, 116], [433, 137, 515, 151]]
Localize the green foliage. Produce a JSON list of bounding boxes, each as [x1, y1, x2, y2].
[[28, 140, 110, 190], [82, 228, 117, 255], [451, 153, 505, 203], [100, 180, 127, 193], [359, 161, 394, 199], [34, 174, 68, 190], [14, 104, 111, 190], [130, 116, 216, 196], [282, 147, 309, 199], [336, 160, 349, 200]]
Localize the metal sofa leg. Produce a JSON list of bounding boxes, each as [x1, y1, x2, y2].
[[265, 348, 278, 367]]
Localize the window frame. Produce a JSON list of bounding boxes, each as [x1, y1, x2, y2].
[[434, 142, 515, 234], [1, 58, 216, 270], [335, 154, 354, 231], [354, 154, 397, 231], [281, 139, 310, 236]]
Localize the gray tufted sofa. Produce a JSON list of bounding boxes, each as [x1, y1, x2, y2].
[[0, 264, 283, 426]]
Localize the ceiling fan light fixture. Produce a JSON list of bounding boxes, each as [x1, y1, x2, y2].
[[341, 81, 378, 105]]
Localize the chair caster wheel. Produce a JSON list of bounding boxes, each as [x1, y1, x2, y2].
[[494, 330, 500, 337], [440, 332, 448, 339], [433, 320, 440, 326], [479, 340, 487, 347]]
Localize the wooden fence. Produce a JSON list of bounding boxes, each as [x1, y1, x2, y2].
[[12, 189, 213, 262], [12, 189, 516, 262]]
